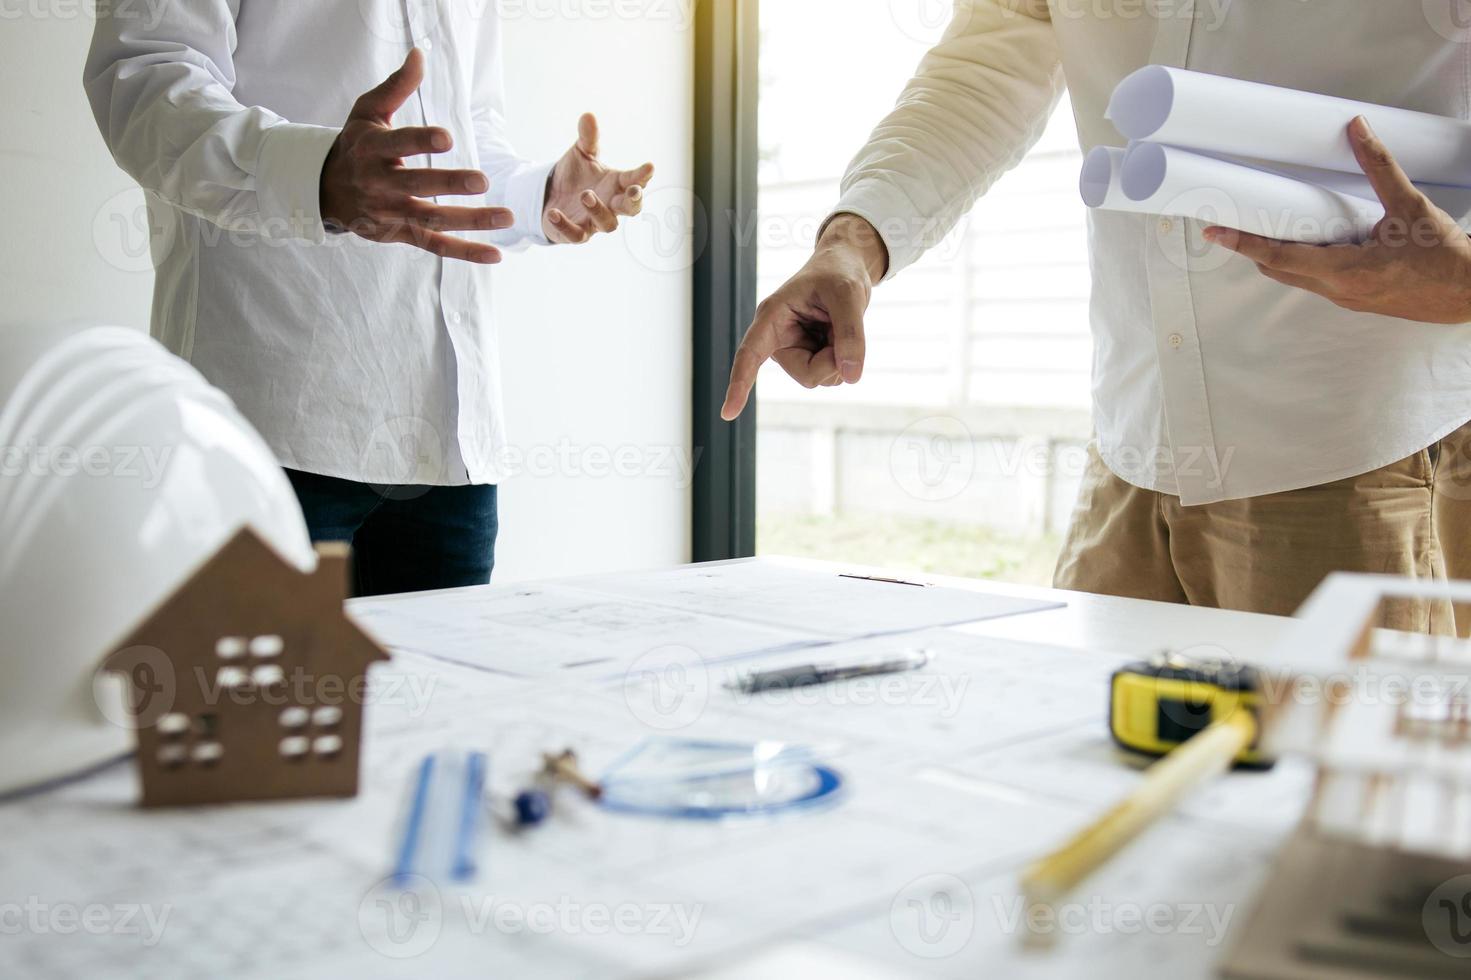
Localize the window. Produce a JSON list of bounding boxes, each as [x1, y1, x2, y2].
[[753, 0, 1091, 584]]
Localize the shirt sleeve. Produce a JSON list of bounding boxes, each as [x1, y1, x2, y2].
[[83, 0, 339, 244], [830, 0, 1064, 280], [471, 11, 555, 250]]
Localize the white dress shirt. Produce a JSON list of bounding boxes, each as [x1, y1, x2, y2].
[[834, 0, 1471, 505], [85, 0, 552, 487]]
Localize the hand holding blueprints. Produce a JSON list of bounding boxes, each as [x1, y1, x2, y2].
[[1082, 66, 1471, 244], [1199, 117, 1471, 324]]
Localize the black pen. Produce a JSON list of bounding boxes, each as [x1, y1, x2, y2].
[[732, 649, 932, 693]]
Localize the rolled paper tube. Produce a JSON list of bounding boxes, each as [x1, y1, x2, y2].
[[1104, 142, 1383, 244], [1078, 145, 1128, 210], [1108, 65, 1471, 189]]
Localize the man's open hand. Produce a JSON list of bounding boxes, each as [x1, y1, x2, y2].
[[319, 48, 511, 264], [720, 214, 889, 421], [1204, 116, 1471, 323], [542, 113, 653, 244]]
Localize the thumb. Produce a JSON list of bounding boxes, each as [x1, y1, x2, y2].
[[352, 48, 425, 123], [1350, 115, 1427, 218], [577, 112, 600, 158]]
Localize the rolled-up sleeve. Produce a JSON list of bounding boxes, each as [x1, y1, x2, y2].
[[832, 0, 1063, 279], [83, 0, 339, 243]]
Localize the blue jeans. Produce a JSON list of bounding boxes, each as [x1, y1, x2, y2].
[[285, 469, 498, 597]]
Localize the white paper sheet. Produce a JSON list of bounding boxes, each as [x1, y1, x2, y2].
[[0, 607, 1313, 980], [1083, 144, 1471, 225], [1110, 141, 1383, 244], [1108, 65, 1471, 188], [566, 559, 1062, 638], [349, 582, 825, 677], [1078, 145, 1129, 210]]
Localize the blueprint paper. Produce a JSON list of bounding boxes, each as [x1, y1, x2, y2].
[[566, 559, 1062, 638], [1108, 66, 1471, 188], [1078, 146, 1130, 211], [1115, 142, 1383, 244], [1082, 143, 1382, 244], [348, 582, 825, 678]]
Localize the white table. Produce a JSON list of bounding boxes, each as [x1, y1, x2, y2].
[[0, 558, 1303, 980]]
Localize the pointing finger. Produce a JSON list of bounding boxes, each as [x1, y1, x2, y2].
[[721, 317, 780, 421]]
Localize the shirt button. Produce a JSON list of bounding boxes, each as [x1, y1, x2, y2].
[[421, 37, 435, 51], [450, 311, 463, 325], [1168, 333, 1183, 349], [1158, 218, 1174, 234]]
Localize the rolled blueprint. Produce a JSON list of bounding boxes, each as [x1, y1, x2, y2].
[[1227, 158, 1471, 222], [1082, 142, 1383, 244], [1108, 66, 1471, 188], [1078, 145, 1128, 210]]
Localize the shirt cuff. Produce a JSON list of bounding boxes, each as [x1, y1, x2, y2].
[[256, 123, 341, 244], [499, 160, 556, 247], [827, 180, 933, 282]]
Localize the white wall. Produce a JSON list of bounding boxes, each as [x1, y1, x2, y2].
[[0, 4, 694, 582], [0, 10, 154, 331], [496, 7, 694, 580]]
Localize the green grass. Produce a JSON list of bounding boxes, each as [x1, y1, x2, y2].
[[757, 512, 1063, 586]]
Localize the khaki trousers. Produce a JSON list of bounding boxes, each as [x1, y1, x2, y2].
[[1053, 421, 1471, 634]]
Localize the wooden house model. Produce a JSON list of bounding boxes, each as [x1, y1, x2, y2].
[[1222, 573, 1471, 978], [102, 527, 389, 807]]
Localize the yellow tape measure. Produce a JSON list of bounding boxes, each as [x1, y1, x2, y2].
[[1108, 652, 1272, 769]]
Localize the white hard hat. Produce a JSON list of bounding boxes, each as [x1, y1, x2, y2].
[[0, 324, 315, 797]]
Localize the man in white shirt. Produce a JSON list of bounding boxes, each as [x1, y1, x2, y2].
[[85, 2, 652, 595], [721, 1, 1471, 632]]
